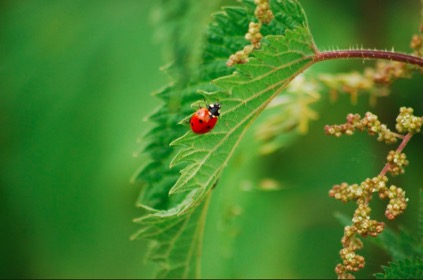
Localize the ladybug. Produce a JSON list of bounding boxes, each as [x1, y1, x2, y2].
[[190, 103, 221, 134]]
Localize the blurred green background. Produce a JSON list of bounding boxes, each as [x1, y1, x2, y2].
[[1, 0, 421, 278]]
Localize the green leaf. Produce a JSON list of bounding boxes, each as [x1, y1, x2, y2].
[[132, 194, 212, 279], [132, 0, 222, 212], [133, 0, 316, 278], [170, 23, 316, 214], [375, 225, 422, 261], [375, 258, 423, 279]]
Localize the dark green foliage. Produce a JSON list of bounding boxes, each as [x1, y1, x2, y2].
[[374, 258, 423, 279]]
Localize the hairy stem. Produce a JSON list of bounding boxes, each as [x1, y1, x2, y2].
[[379, 132, 413, 177], [314, 49, 423, 68]]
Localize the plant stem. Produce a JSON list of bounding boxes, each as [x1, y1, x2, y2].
[[379, 132, 413, 177], [314, 50, 423, 68]]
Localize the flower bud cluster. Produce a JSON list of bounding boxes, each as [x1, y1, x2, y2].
[[369, 33, 423, 85], [227, 0, 273, 66], [410, 33, 423, 57], [382, 185, 408, 220], [339, 248, 365, 272], [372, 60, 410, 85], [395, 107, 423, 134], [329, 176, 390, 204], [369, 32, 423, 84], [324, 112, 397, 144], [335, 264, 355, 279], [328, 108, 418, 279], [226, 45, 255, 67], [386, 151, 408, 176], [341, 226, 363, 250], [254, 0, 274, 24], [336, 227, 365, 279], [329, 182, 360, 202], [335, 220, 381, 278], [329, 177, 387, 239], [245, 22, 263, 48], [352, 204, 384, 237], [330, 173, 409, 278], [320, 33, 421, 107]]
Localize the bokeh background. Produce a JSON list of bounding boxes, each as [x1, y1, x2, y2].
[[1, 0, 421, 278]]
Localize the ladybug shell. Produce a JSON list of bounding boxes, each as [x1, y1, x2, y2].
[[190, 107, 218, 134]]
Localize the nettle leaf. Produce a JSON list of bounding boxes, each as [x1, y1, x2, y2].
[[374, 257, 423, 279], [132, 194, 212, 279], [170, 26, 316, 213], [134, 0, 317, 278], [133, 0, 220, 212]]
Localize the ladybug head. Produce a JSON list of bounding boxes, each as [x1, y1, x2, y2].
[[207, 103, 221, 117]]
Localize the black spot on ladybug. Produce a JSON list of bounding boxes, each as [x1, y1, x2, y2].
[[190, 121, 194, 126], [199, 119, 203, 123], [207, 125, 211, 129]]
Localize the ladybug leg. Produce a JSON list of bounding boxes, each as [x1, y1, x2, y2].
[[194, 100, 204, 110], [196, 99, 206, 110]]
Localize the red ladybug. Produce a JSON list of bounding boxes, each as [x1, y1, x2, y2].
[[190, 103, 221, 134]]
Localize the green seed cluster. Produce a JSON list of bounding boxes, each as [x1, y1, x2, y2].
[[395, 107, 422, 134], [324, 112, 398, 144]]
